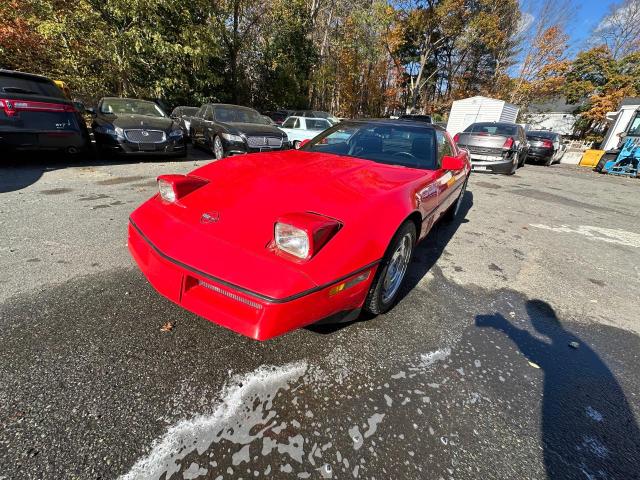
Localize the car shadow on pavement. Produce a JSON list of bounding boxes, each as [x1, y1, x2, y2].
[[476, 300, 640, 479], [308, 190, 474, 335], [0, 146, 208, 194]]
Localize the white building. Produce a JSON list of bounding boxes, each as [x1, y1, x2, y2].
[[524, 99, 578, 135], [446, 96, 519, 136]]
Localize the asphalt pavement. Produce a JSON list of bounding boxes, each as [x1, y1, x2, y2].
[[1, 149, 639, 480]]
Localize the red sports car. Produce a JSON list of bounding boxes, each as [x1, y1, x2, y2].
[[128, 119, 470, 340]]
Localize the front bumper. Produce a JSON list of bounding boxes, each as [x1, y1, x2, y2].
[[96, 133, 186, 155], [128, 221, 376, 340], [223, 137, 290, 156]]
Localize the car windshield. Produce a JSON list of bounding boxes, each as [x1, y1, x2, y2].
[[467, 123, 517, 135], [301, 121, 437, 170], [213, 106, 262, 124], [101, 99, 167, 117], [627, 112, 640, 136], [306, 119, 330, 130], [527, 131, 556, 139]]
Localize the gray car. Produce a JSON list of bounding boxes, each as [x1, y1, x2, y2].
[[454, 122, 528, 175]]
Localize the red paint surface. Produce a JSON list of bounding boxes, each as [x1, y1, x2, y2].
[[129, 148, 470, 340]]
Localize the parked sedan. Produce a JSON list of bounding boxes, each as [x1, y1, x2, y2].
[[453, 122, 528, 175], [526, 130, 563, 166], [190, 103, 289, 160], [170, 106, 199, 139], [263, 110, 292, 126], [91, 97, 186, 157], [278, 116, 332, 148], [128, 120, 470, 340], [0, 69, 90, 156]]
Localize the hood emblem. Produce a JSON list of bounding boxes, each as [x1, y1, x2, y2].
[[141, 130, 149, 137], [201, 211, 220, 224]]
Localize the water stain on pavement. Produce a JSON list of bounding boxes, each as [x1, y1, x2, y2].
[[0, 269, 638, 480], [40, 188, 73, 195], [96, 176, 147, 186], [474, 181, 502, 190], [488, 263, 503, 272], [78, 193, 111, 201], [511, 188, 618, 214]]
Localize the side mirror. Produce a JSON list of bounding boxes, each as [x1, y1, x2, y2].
[[298, 139, 310, 149], [442, 155, 464, 170]]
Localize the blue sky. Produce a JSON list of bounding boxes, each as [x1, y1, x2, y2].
[[569, 0, 618, 49]]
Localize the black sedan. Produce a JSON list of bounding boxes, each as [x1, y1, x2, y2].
[[190, 103, 289, 159], [91, 97, 186, 157], [526, 130, 562, 166], [0, 69, 90, 156]]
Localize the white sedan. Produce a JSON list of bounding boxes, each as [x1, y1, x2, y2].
[[279, 116, 333, 149]]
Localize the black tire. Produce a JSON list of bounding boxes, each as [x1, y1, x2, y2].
[[364, 221, 416, 315], [212, 135, 225, 160], [518, 152, 526, 168], [443, 178, 468, 222], [175, 147, 188, 159], [594, 152, 617, 173]]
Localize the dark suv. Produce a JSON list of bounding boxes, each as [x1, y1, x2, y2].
[[0, 70, 90, 156]]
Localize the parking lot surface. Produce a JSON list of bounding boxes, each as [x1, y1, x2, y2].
[[1, 151, 639, 479]]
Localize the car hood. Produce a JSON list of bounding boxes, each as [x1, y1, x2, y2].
[[102, 114, 174, 130], [131, 150, 433, 298], [186, 149, 429, 231], [221, 122, 285, 137]]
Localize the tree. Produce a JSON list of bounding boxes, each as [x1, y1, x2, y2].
[[564, 46, 638, 136], [594, 0, 640, 60], [509, 0, 572, 107]]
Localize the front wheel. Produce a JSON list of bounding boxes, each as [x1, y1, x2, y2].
[[212, 135, 225, 160], [364, 222, 416, 315], [293, 140, 301, 149]]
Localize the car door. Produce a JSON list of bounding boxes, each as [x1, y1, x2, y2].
[[191, 106, 206, 144], [279, 117, 298, 141], [202, 105, 216, 143], [413, 130, 441, 237], [433, 129, 464, 218]]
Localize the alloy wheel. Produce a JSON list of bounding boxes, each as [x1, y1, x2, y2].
[[381, 233, 413, 303], [213, 136, 224, 160]]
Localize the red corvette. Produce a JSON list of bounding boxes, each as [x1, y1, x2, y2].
[[128, 119, 470, 340]]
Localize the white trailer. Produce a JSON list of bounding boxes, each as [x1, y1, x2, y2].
[[446, 96, 520, 136], [601, 98, 640, 152]]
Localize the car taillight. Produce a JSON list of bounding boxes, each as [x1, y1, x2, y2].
[[502, 137, 514, 149], [274, 212, 342, 260], [453, 134, 460, 143], [0, 98, 76, 117], [157, 174, 208, 204], [542, 139, 553, 148]]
